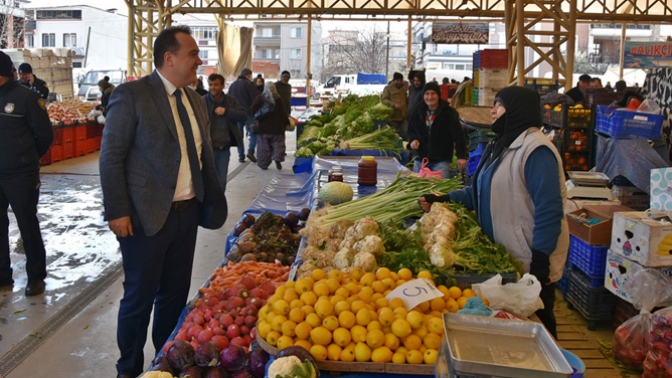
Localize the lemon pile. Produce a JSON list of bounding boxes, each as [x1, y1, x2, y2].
[[256, 267, 477, 365]]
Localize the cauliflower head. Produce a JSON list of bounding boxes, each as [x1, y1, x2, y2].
[[354, 217, 380, 239], [334, 248, 356, 270], [268, 356, 302, 378], [352, 235, 386, 257], [429, 243, 455, 269], [352, 252, 378, 271]]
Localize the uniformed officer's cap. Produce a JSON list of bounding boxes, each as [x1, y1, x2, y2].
[[0, 51, 13, 77], [18, 63, 33, 74]]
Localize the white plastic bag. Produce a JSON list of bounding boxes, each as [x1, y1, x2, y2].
[[472, 273, 544, 317], [97, 115, 106, 124]]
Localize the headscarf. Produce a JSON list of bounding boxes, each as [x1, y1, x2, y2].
[[262, 81, 278, 106], [487, 86, 542, 163]]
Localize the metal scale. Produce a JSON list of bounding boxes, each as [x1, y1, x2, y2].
[[565, 171, 613, 200]]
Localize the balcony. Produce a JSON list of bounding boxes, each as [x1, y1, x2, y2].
[[253, 36, 281, 46]]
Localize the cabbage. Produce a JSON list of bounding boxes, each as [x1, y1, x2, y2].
[[319, 182, 354, 205]]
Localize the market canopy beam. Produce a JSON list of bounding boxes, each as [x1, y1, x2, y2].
[[127, 0, 672, 79]]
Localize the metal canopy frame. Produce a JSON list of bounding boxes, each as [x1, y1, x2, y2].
[[126, 0, 671, 90]]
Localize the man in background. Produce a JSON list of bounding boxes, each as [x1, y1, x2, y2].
[[382, 72, 409, 138], [17, 63, 49, 100], [590, 78, 603, 89], [565, 74, 591, 104], [227, 68, 259, 163], [204, 74, 246, 193], [407, 71, 426, 118], [275, 70, 292, 116]]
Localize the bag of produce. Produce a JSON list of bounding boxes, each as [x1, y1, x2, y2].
[[643, 307, 672, 377], [472, 273, 543, 317], [612, 269, 672, 371]]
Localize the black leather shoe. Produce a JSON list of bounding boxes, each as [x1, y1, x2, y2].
[[25, 279, 45, 296], [246, 152, 257, 163], [275, 161, 282, 170]]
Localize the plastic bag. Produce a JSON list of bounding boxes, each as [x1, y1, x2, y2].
[[417, 157, 443, 179], [642, 306, 672, 377], [472, 273, 544, 317], [637, 98, 661, 115], [612, 269, 672, 371]]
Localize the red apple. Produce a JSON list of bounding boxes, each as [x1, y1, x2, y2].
[[227, 324, 241, 339]]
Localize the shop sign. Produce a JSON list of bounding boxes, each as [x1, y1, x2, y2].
[[432, 22, 489, 44], [624, 42, 672, 69]]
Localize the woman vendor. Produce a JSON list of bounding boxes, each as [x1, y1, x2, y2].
[[418, 86, 569, 337]]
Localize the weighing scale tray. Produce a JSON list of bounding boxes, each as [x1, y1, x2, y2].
[[567, 171, 610, 186], [443, 313, 573, 378]]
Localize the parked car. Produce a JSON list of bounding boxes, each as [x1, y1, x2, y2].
[[76, 69, 126, 102]]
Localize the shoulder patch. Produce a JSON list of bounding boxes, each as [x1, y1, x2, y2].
[[38, 98, 46, 110]]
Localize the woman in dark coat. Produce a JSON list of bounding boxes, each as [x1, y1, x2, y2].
[[98, 76, 116, 116], [250, 81, 289, 170]]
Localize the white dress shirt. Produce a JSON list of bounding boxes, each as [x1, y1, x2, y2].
[[156, 70, 203, 202]]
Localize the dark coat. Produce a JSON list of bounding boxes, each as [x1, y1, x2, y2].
[[565, 86, 585, 104], [99, 71, 227, 236], [0, 80, 53, 173], [407, 99, 468, 164], [19, 76, 49, 100], [227, 76, 259, 115], [101, 84, 115, 115], [203, 92, 246, 149], [274, 80, 292, 114], [250, 95, 289, 135]]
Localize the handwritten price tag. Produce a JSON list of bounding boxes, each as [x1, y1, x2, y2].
[[386, 278, 444, 311]]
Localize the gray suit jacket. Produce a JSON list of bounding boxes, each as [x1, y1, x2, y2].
[[99, 71, 227, 236]]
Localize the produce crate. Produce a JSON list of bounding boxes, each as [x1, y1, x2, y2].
[[525, 78, 559, 95], [468, 130, 497, 149], [556, 269, 569, 296], [469, 142, 486, 155], [548, 106, 592, 129], [74, 124, 87, 141], [595, 105, 664, 139], [473, 51, 480, 70], [568, 235, 609, 281], [478, 49, 508, 69], [561, 151, 590, 172], [50, 144, 64, 163], [470, 88, 479, 106], [611, 185, 649, 211], [39, 148, 52, 166], [446, 272, 518, 290], [467, 155, 480, 176], [86, 122, 98, 138], [566, 269, 615, 330], [52, 126, 63, 146], [584, 90, 621, 107]]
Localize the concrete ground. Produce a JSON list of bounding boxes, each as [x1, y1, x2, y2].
[[0, 130, 298, 377]]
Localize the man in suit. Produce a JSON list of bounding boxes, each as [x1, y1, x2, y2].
[[99, 26, 227, 378]]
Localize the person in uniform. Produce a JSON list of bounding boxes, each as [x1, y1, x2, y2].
[[0, 52, 54, 296], [18, 63, 50, 100]]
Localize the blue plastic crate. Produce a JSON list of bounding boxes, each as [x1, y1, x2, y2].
[[568, 236, 608, 282], [467, 155, 481, 176], [469, 142, 487, 156], [565, 269, 615, 329], [595, 105, 664, 139]]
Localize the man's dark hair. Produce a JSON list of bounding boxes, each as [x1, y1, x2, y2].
[[591, 77, 602, 85], [615, 80, 627, 92], [153, 25, 192, 68], [579, 74, 592, 83], [208, 74, 225, 85]]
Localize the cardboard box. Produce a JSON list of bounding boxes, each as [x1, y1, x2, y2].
[[605, 250, 672, 306], [611, 185, 650, 211], [567, 205, 633, 245], [565, 198, 621, 213], [611, 212, 672, 267]]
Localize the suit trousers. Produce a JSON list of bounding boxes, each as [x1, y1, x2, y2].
[[116, 201, 199, 377], [0, 170, 46, 283]]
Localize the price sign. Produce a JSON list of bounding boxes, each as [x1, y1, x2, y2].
[[386, 278, 445, 311]]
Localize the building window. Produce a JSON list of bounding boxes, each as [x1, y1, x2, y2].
[[455, 64, 465, 70], [42, 33, 55, 47], [192, 27, 216, 40], [198, 50, 208, 60], [442, 63, 455, 70], [290, 48, 302, 59], [466, 64, 473, 71], [37, 10, 82, 19], [291, 69, 301, 77], [261, 28, 273, 37], [26, 34, 34, 48], [72, 62, 82, 68], [290, 27, 302, 38], [261, 49, 272, 59], [63, 33, 76, 47], [274, 49, 280, 59]]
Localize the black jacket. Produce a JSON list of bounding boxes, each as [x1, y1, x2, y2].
[[19, 76, 49, 100], [227, 76, 259, 115], [101, 85, 115, 115], [250, 95, 289, 135], [274, 81, 292, 114], [407, 99, 468, 164], [203, 92, 247, 149], [408, 84, 425, 119], [0, 80, 53, 173], [565, 86, 584, 104]]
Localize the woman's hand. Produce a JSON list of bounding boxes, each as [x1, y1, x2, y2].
[[418, 196, 431, 212], [410, 140, 420, 149]]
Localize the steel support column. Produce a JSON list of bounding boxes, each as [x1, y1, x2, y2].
[[128, 0, 173, 77]]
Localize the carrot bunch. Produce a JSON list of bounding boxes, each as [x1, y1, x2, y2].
[[205, 261, 290, 294]]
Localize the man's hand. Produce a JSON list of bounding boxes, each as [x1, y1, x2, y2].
[[393, 103, 401, 110], [109, 216, 133, 237], [28, 74, 35, 85], [215, 106, 226, 116], [457, 158, 467, 171], [410, 140, 420, 149], [418, 196, 431, 212]]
